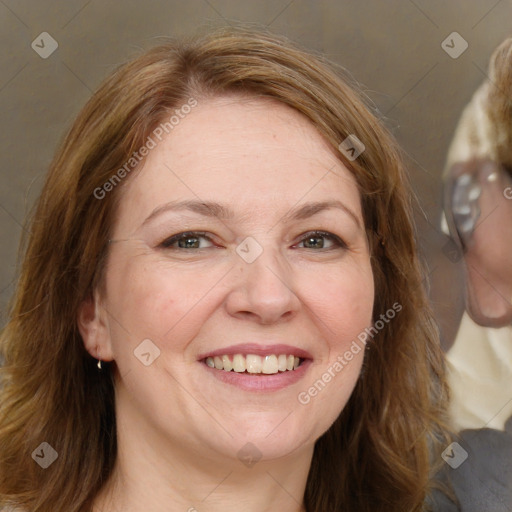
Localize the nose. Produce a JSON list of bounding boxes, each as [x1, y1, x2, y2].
[[224, 240, 301, 325]]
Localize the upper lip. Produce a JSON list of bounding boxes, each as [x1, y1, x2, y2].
[[197, 343, 313, 361]]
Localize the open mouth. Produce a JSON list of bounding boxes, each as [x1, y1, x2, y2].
[[204, 354, 304, 375]]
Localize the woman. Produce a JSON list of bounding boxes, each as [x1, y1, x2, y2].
[[0, 27, 452, 511]]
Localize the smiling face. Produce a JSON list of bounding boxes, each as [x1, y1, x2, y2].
[[80, 95, 374, 465]]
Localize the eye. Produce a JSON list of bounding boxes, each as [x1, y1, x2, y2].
[[159, 231, 215, 250], [296, 231, 347, 250], [158, 230, 347, 251]]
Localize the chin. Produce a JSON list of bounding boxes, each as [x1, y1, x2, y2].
[[227, 414, 321, 462]]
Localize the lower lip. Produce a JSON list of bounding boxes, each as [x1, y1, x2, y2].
[[202, 360, 312, 392]]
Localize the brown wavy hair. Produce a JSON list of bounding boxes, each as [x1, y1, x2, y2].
[[0, 27, 452, 512]]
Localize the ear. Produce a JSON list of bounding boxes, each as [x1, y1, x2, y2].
[[77, 289, 114, 362]]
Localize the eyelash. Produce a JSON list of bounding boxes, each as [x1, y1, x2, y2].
[[159, 230, 347, 251]]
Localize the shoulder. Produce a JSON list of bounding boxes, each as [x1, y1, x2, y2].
[[451, 425, 512, 511]]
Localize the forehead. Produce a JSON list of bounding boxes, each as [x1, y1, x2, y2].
[[165, 94, 340, 164], [115, 95, 363, 231]]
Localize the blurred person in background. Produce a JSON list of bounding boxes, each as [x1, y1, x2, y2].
[[441, 37, 512, 512]]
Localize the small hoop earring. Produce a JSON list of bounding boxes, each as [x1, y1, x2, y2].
[[97, 359, 102, 370]]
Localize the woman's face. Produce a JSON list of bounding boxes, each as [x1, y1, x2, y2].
[[85, 95, 374, 464]]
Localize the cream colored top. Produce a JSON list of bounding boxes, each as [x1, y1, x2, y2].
[[446, 311, 512, 431]]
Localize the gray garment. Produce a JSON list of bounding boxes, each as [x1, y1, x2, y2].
[[430, 416, 512, 512]]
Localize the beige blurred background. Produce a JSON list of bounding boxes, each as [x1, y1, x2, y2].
[[1, 0, 511, 349]]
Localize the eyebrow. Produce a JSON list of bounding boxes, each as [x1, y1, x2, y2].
[[141, 199, 362, 229]]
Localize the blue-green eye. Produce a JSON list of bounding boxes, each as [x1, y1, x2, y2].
[[160, 231, 213, 249], [296, 231, 347, 250], [159, 230, 347, 251]]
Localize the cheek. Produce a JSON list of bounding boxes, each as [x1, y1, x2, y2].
[[301, 261, 374, 348], [108, 266, 171, 332], [104, 257, 227, 350], [294, 263, 373, 427]]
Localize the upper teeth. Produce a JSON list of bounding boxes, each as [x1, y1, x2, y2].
[[205, 354, 301, 374]]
